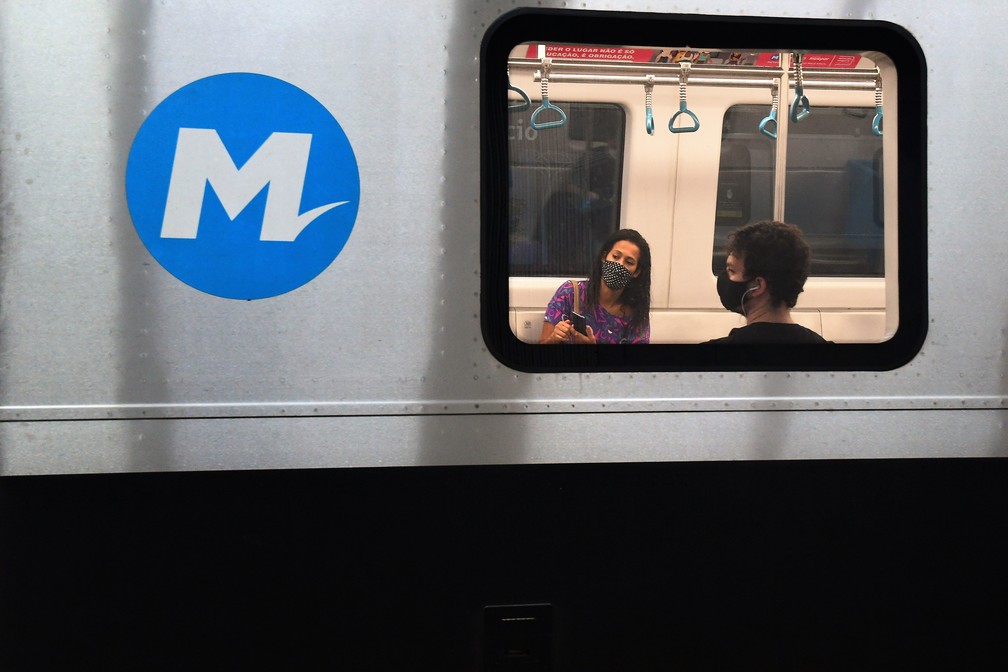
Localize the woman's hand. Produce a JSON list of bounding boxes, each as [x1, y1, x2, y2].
[[540, 319, 574, 344], [570, 325, 596, 344], [551, 320, 573, 343], [539, 320, 596, 344]]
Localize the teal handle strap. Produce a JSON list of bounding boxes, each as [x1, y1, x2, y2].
[[529, 58, 566, 130], [759, 83, 780, 139], [790, 86, 810, 122], [872, 106, 883, 137], [508, 84, 531, 112], [530, 97, 567, 130], [644, 75, 655, 135], [668, 63, 699, 134], [669, 100, 699, 133], [506, 65, 530, 112], [872, 76, 883, 136], [759, 109, 778, 139], [789, 53, 810, 122]]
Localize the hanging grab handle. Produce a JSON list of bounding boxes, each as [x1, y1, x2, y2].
[[529, 57, 567, 130], [508, 84, 531, 111], [644, 75, 655, 135], [759, 81, 780, 139], [507, 66, 531, 112], [668, 62, 700, 134], [872, 74, 883, 137], [789, 53, 810, 122]]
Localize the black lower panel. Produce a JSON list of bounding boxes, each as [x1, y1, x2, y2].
[[2, 458, 1006, 670]]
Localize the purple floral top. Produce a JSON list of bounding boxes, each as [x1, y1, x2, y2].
[[544, 280, 650, 344]]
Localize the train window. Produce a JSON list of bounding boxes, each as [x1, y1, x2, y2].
[[786, 106, 885, 277], [713, 106, 776, 237], [713, 105, 885, 277], [481, 10, 927, 371], [509, 103, 626, 277]]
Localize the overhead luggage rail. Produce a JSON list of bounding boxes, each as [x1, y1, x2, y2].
[[507, 57, 880, 92]]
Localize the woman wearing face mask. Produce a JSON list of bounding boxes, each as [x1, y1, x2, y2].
[[540, 228, 652, 344], [707, 220, 828, 343]]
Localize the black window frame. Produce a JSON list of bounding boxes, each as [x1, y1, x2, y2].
[[480, 8, 927, 372]]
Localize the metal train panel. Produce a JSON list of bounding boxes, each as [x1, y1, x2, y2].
[[0, 0, 1005, 475]]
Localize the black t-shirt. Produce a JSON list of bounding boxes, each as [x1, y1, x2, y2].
[[706, 321, 829, 344]]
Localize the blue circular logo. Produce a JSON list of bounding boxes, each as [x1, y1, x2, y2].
[[125, 73, 360, 299]]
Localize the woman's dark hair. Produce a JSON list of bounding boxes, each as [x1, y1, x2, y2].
[[586, 228, 652, 333], [727, 220, 811, 308]]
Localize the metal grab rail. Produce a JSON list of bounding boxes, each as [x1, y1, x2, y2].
[[508, 53, 882, 136], [509, 57, 881, 91], [534, 72, 876, 90]]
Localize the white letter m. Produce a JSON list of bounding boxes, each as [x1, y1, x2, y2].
[[160, 128, 347, 242]]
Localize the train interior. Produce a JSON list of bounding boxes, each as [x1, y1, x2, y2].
[[505, 43, 896, 344]]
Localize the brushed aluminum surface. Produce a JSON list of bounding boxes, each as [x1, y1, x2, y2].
[[1, 0, 1005, 473]]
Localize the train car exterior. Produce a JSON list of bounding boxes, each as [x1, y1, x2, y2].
[[0, 0, 1006, 476]]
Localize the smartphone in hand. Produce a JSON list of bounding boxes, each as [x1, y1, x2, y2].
[[570, 311, 587, 336]]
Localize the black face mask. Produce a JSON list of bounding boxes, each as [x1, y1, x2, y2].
[[716, 271, 755, 315]]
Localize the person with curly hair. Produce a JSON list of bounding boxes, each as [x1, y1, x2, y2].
[[709, 220, 828, 343]]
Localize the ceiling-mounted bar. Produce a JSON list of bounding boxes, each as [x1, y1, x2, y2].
[[510, 59, 782, 77], [786, 79, 877, 91], [534, 72, 876, 90], [541, 73, 779, 88], [510, 58, 880, 92], [510, 57, 876, 79]]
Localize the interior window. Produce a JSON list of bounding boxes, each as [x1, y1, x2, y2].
[[786, 107, 884, 276], [712, 106, 776, 264], [508, 103, 626, 277], [712, 105, 884, 277]]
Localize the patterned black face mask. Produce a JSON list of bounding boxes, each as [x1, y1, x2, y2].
[[602, 259, 633, 290]]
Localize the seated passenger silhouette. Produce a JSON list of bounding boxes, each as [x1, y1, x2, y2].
[[707, 220, 829, 343], [536, 145, 618, 277]]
